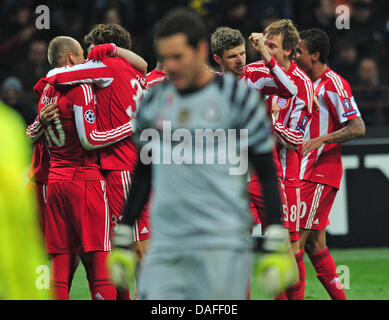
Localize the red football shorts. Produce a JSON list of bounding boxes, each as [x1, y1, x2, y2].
[[104, 170, 150, 241], [283, 186, 301, 241], [45, 179, 111, 254], [247, 178, 288, 234], [299, 181, 337, 230]]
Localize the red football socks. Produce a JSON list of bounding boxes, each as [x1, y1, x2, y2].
[[308, 247, 346, 300], [50, 254, 78, 300], [286, 249, 305, 300], [82, 251, 117, 300]]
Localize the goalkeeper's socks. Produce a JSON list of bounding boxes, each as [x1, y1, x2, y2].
[[308, 247, 346, 300]]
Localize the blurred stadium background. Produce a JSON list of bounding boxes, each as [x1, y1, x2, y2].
[[1, 0, 388, 299]]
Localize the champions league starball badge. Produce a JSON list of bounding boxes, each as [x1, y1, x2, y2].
[[84, 110, 96, 123]]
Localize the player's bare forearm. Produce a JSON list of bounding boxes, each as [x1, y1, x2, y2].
[[116, 47, 148, 77], [302, 117, 365, 156], [323, 117, 365, 143]]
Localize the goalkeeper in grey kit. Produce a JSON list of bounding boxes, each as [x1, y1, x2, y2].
[[109, 7, 297, 299]]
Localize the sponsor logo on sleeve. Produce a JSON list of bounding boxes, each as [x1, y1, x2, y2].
[[343, 98, 351, 110]]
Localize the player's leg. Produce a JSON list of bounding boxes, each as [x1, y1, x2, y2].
[[49, 254, 78, 300], [79, 179, 116, 300], [299, 182, 346, 300], [305, 229, 346, 300], [80, 251, 116, 300], [283, 186, 304, 300], [45, 180, 80, 300], [104, 170, 132, 299]]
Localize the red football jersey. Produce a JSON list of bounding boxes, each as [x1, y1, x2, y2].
[[39, 83, 134, 180], [300, 67, 361, 189], [146, 69, 167, 89], [241, 57, 297, 98], [46, 57, 146, 172], [272, 62, 313, 187], [26, 117, 50, 184]]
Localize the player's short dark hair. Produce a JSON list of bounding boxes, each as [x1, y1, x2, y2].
[[299, 28, 330, 64], [210, 27, 245, 57], [47, 36, 80, 67], [154, 7, 207, 48], [84, 24, 132, 50]]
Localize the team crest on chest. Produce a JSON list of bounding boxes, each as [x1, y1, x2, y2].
[[275, 97, 290, 109]]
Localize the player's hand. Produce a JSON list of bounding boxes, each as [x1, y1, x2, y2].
[[249, 33, 271, 63], [40, 103, 59, 127], [132, 239, 149, 263], [108, 224, 136, 289], [313, 95, 320, 111], [88, 43, 117, 61], [253, 225, 298, 297], [302, 136, 324, 157], [33, 78, 49, 97]]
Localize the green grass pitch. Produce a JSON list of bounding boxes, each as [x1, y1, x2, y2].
[[65, 247, 389, 300]]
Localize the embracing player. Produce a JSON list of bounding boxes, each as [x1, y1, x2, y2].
[[36, 36, 137, 300], [44, 24, 148, 300], [295, 28, 365, 300]]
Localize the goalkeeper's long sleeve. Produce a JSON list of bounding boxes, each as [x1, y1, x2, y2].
[[121, 156, 152, 227], [248, 151, 283, 226]]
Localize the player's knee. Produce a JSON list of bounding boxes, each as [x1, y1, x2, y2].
[[305, 232, 326, 254]]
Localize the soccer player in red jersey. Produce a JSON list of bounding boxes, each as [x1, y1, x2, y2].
[[255, 20, 314, 300], [210, 26, 298, 299], [295, 28, 365, 300], [45, 25, 148, 300], [210, 26, 297, 228], [40, 36, 135, 300]]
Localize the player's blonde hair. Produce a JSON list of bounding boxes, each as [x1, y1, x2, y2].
[[263, 19, 300, 58]]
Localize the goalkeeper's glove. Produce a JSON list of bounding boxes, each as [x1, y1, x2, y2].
[[253, 224, 299, 297], [88, 43, 117, 61], [108, 224, 137, 290]]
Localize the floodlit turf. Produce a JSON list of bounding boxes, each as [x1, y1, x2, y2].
[[66, 247, 389, 300]]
